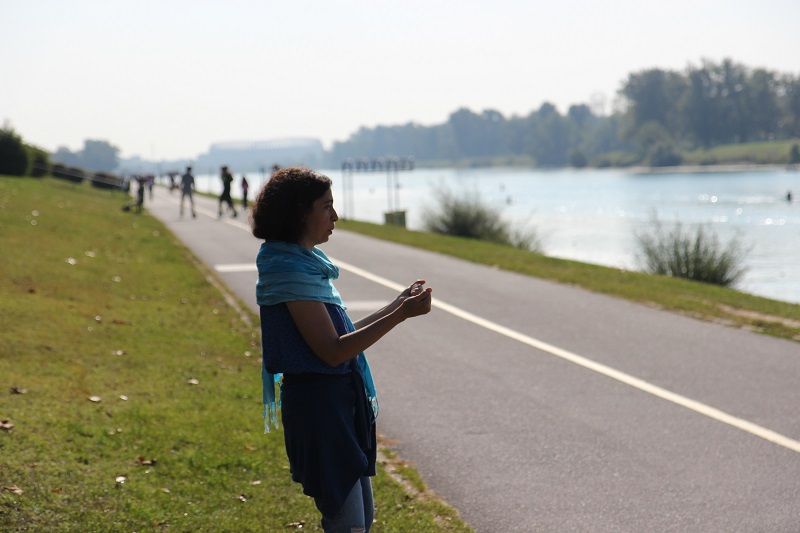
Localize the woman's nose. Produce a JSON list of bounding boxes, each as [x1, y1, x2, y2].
[[332, 208, 339, 221]]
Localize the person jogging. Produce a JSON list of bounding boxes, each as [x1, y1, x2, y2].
[[218, 165, 238, 218], [180, 166, 197, 218]]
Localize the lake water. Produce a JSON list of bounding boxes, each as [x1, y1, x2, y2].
[[193, 167, 800, 304]]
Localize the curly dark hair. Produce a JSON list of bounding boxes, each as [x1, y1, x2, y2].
[[250, 167, 333, 242]]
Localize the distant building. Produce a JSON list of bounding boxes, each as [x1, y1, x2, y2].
[[116, 138, 326, 175], [195, 138, 324, 171]]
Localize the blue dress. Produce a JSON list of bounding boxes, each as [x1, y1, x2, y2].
[[260, 303, 377, 516]]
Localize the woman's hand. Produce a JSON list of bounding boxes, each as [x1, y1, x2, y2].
[[396, 279, 426, 305], [399, 284, 433, 319]]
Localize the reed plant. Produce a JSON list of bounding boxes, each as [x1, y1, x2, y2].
[[635, 216, 749, 287], [422, 187, 542, 252]]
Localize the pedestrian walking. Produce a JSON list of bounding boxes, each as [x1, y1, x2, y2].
[[241, 175, 249, 211], [218, 165, 238, 218], [146, 174, 155, 200], [180, 166, 197, 218], [252, 167, 432, 533], [135, 176, 145, 213]]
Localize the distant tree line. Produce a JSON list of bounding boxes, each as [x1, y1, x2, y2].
[[0, 127, 125, 189], [328, 59, 800, 167], [53, 139, 120, 172]]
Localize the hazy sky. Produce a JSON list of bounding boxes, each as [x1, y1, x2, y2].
[[2, 0, 799, 160]]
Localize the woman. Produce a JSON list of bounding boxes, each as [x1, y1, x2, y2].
[[251, 167, 432, 532]]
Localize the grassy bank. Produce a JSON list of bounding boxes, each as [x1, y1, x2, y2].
[[336, 219, 800, 342], [681, 139, 800, 166], [412, 139, 800, 169], [0, 176, 471, 532]]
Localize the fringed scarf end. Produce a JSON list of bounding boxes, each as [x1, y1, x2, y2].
[[263, 401, 280, 433]]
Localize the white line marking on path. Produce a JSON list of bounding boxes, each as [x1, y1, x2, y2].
[[331, 259, 800, 455], [167, 194, 800, 454], [215, 264, 258, 273]]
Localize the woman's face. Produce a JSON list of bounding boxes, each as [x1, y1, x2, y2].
[[300, 188, 338, 247]]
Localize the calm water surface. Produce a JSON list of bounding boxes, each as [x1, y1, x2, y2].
[[194, 167, 800, 304]]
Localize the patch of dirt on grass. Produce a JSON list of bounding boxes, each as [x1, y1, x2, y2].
[[717, 304, 800, 330], [377, 434, 437, 502]]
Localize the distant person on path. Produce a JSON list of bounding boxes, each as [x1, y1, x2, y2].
[[180, 166, 197, 218], [241, 174, 249, 211], [122, 175, 145, 213], [146, 174, 155, 200], [218, 165, 238, 218], [787, 190, 793, 203], [271, 163, 281, 177], [135, 176, 145, 213], [252, 167, 432, 533]]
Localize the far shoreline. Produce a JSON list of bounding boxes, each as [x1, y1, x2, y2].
[[412, 161, 797, 174], [624, 163, 795, 174]]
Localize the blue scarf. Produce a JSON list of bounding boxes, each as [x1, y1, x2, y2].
[[256, 240, 378, 432]]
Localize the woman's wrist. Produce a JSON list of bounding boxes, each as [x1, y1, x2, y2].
[[388, 297, 403, 313], [390, 303, 407, 322]]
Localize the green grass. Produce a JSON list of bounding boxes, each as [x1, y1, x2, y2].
[[336, 219, 800, 342], [682, 138, 800, 166], [0, 176, 471, 532]]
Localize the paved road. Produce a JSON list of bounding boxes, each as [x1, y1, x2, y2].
[[145, 189, 800, 532]]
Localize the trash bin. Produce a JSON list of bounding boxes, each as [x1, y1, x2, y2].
[[384, 210, 406, 228]]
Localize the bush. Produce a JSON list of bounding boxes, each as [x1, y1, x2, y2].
[[67, 167, 85, 183], [592, 151, 641, 168], [648, 143, 683, 167], [52, 164, 84, 183], [423, 187, 542, 252], [91, 172, 125, 190], [0, 128, 29, 176], [569, 149, 588, 168], [635, 217, 748, 286], [27, 145, 50, 177], [790, 143, 800, 164]]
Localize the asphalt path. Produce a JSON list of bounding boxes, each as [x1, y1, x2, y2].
[[144, 188, 800, 532]]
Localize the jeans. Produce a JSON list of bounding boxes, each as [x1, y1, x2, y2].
[[318, 476, 374, 533]]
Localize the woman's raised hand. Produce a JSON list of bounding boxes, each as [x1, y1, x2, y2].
[[397, 279, 426, 303], [399, 282, 432, 319]]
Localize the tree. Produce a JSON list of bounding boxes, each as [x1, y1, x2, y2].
[[27, 145, 50, 177], [746, 68, 780, 140], [80, 139, 119, 172], [53, 146, 81, 167], [780, 75, 800, 137], [682, 63, 718, 147], [0, 128, 29, 176], [526, 102, 571, 166], [621, 68, 686, 140]]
